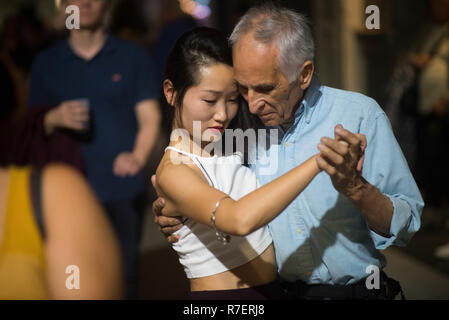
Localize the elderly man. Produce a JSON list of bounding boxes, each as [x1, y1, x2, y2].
[[153, 4, 423, 300]]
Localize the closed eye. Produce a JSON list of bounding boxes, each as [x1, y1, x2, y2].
[[254, 85, 275, 94]]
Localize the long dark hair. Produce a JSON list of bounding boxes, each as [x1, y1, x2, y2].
[[163, 26, 262, 132]]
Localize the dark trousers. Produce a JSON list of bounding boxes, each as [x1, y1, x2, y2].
[[281, 272, 405, 300], [103, 195, 144, 299]]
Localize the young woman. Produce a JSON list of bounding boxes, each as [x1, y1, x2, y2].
[[155, 27, 323, 299]]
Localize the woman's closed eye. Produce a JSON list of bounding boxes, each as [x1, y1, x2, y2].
[[203, 99, 217, 105], [226, 91, 240, 103]]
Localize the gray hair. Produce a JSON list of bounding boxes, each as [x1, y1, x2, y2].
[[229, 3, 315, 82]]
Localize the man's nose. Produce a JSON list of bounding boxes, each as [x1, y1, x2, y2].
[[247, 90, 262, 114]]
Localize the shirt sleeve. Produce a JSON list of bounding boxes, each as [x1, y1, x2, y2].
[[27, 54, 52, 108], [360, 107, 424, 250], [132, 48, 160, 106]]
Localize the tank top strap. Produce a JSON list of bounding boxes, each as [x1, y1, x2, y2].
[[164, 146, 195, 158], [30, 167, 45, 240], [164, 146, 214, 187]]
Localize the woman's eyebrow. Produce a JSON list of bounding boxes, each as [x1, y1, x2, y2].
[[200, 89, 222, 94]]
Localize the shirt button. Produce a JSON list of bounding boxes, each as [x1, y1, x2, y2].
[[296, 228, 302, 234], [285, 142, 290, 147], [306, 114, 310, 120]]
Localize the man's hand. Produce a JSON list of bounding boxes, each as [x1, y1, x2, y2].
[[316, 124, 367, 200], [151, 174, 184, 243], [317, 125, 394, 236], [44, 100, 89, 135], [113, 152, 144, 177]]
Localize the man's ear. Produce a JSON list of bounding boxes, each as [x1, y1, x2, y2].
[[163, 79, 176, 106], [298, 60, 314, 91]]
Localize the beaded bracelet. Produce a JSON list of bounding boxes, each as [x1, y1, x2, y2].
[[211, 195, 231, 244]]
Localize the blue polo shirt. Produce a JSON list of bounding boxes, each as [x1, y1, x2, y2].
[[28, 35, 159, 202]]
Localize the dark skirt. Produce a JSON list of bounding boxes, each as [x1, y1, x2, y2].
[[188, 278, 282, 300]]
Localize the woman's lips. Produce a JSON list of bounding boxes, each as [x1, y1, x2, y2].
[[209, 126, 224, 133]]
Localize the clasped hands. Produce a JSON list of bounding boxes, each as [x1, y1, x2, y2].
[[316, 124, 367, 200]]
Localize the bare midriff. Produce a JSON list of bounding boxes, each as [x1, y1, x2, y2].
[[189, 243, 277, 291]]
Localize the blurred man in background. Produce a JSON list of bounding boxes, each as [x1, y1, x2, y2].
[[26, 0, 161, 298]]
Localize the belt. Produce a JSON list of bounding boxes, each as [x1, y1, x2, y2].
[[281, 272, 405, 300]]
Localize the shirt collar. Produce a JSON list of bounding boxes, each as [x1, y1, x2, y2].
[[61, 33, 117, 60], [294, 76, 322, 124]]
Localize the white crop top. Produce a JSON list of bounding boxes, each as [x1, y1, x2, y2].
[[164, 146, 273, 279]]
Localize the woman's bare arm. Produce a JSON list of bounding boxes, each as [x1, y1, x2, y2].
[[42, 164, 124, 299], [157, 153, 321, 237]]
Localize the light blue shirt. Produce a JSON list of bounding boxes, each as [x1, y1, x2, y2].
[[251, 77, 424, 285]]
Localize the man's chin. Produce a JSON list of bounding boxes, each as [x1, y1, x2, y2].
[[261, 118, 281, 127]]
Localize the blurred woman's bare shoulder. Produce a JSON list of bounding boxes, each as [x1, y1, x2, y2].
[[41, 163, 85, 186], [41, 163, 123, 299], [40, 163, 106, 230], [41, 164, 91, 204]]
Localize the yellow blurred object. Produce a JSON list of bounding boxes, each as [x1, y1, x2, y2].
[[0, 167, 47, 300]]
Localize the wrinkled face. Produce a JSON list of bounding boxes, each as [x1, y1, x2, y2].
[[66, 0, 109, 30], [233, 33, 303, 127], [170, 63, 240, 143]]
